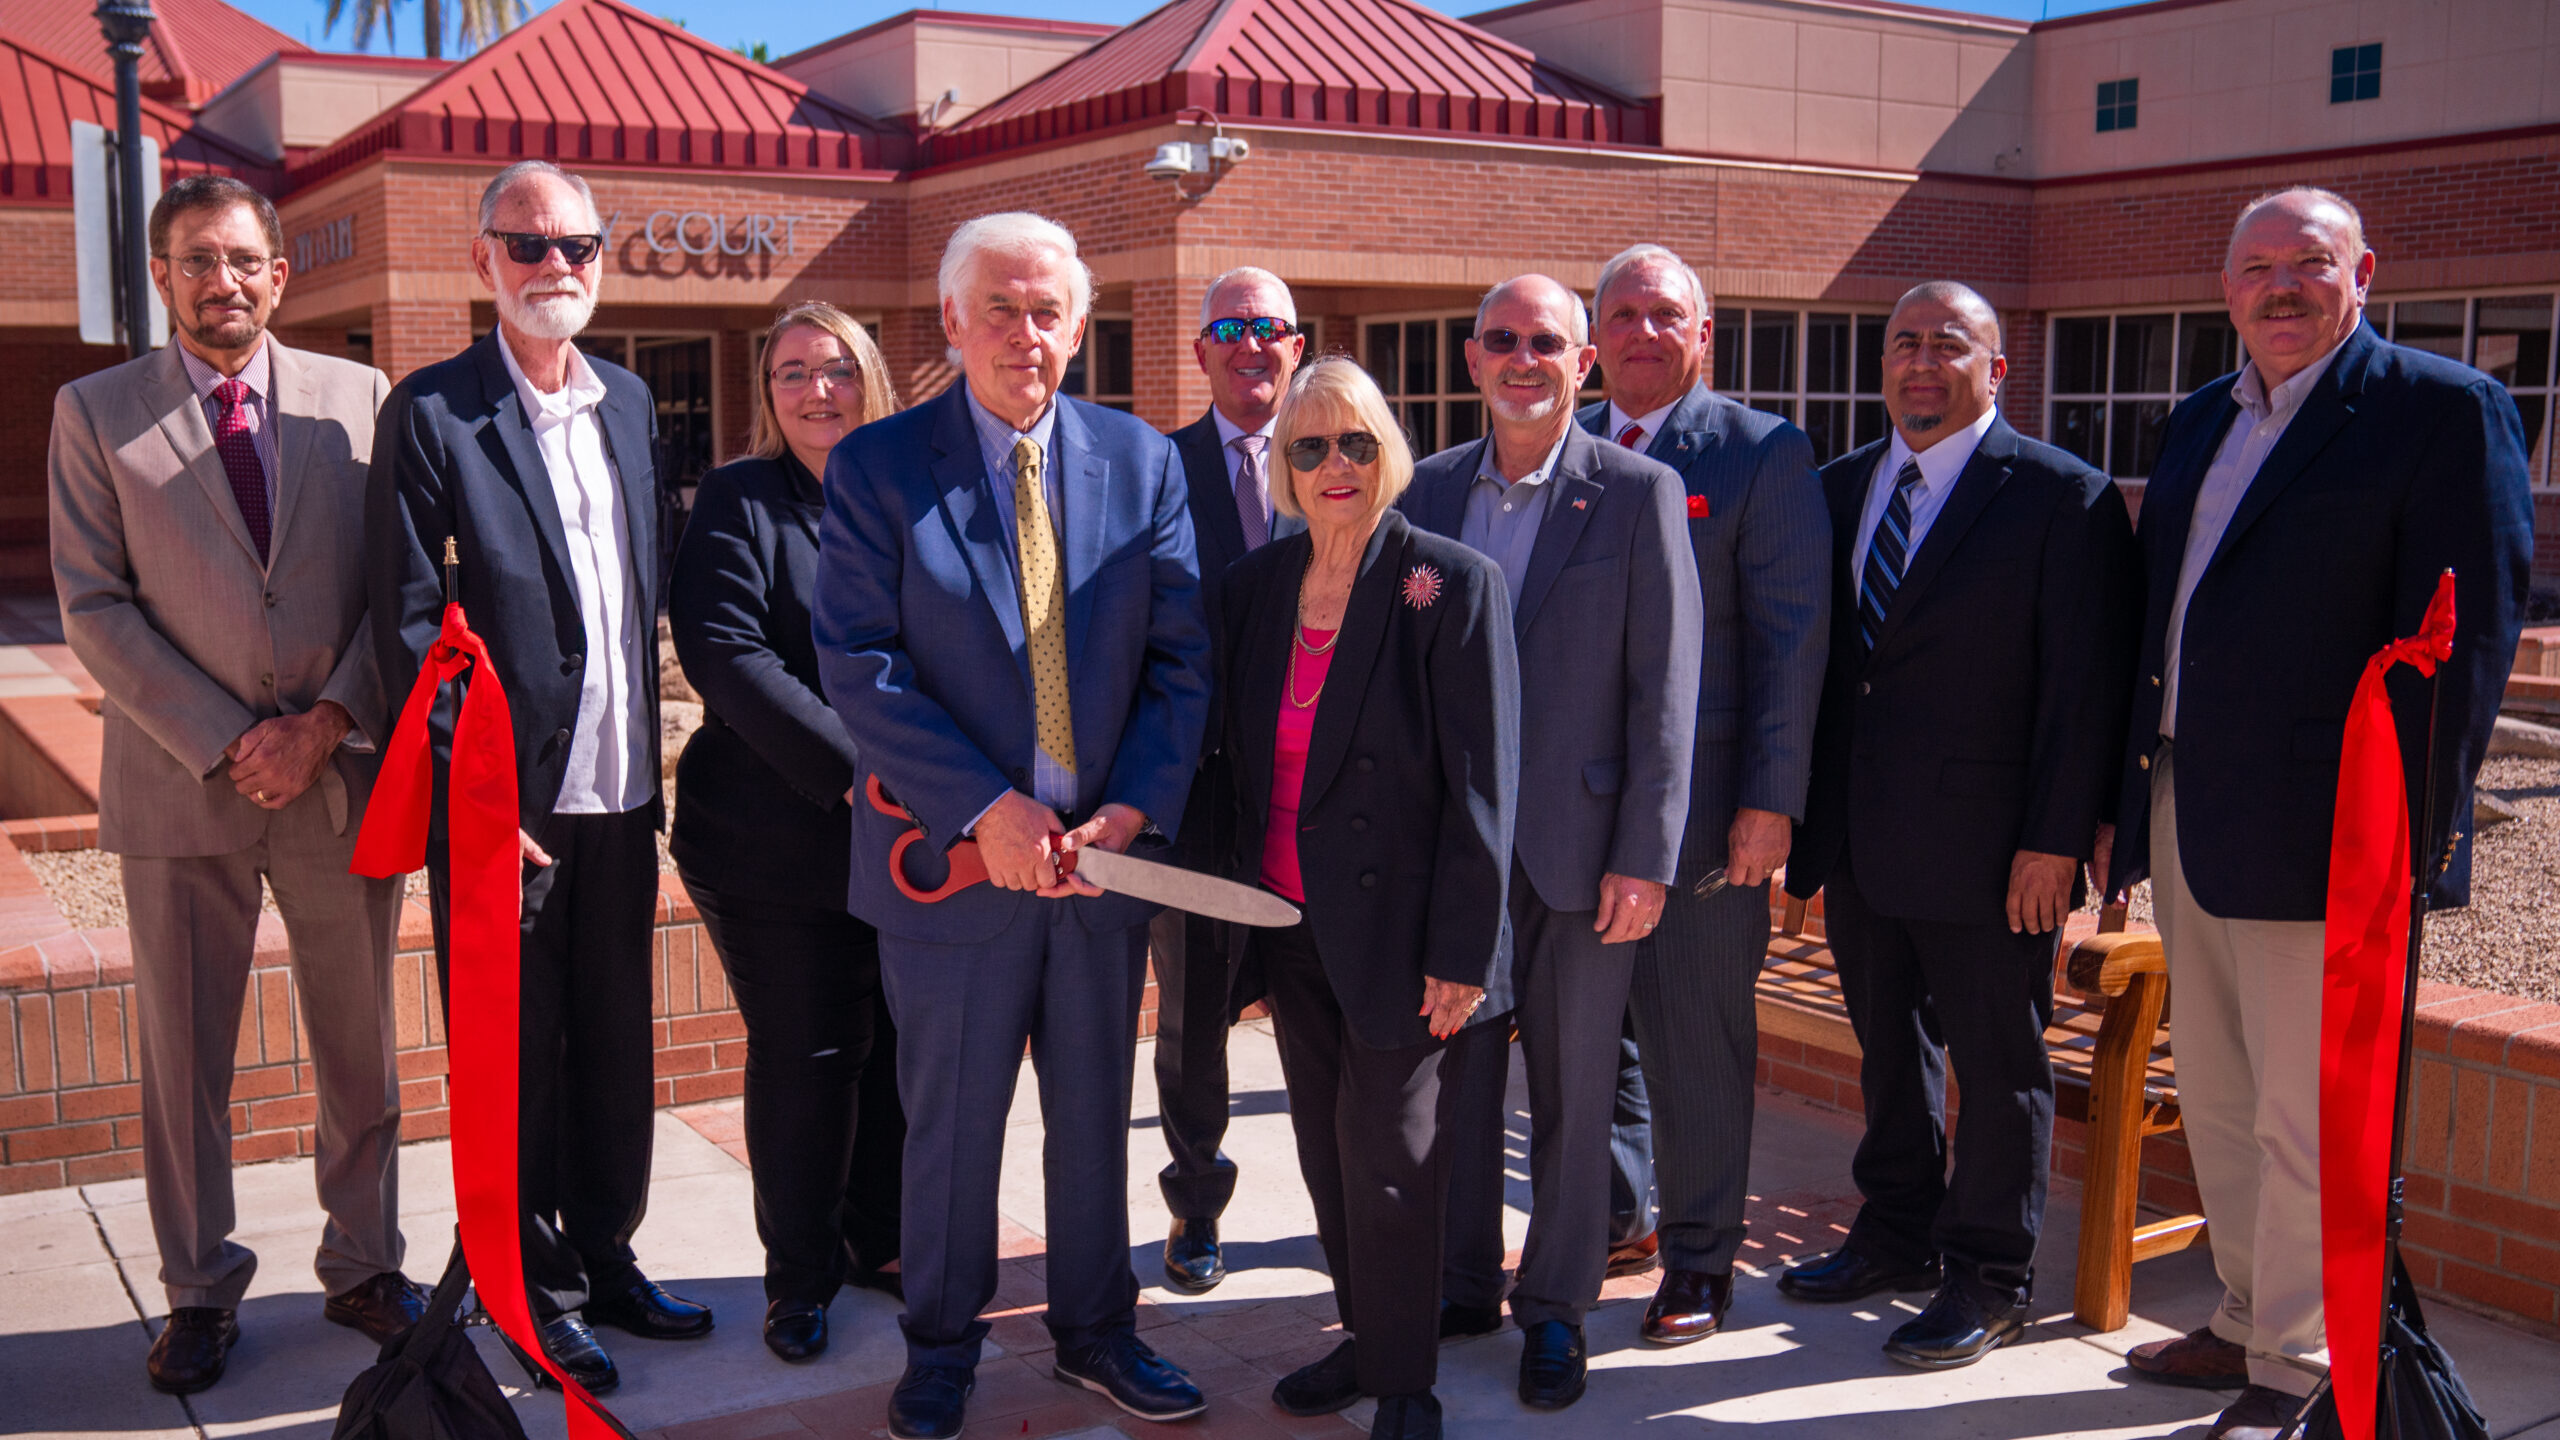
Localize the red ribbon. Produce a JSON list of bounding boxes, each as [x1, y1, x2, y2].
[[353, 604, 625, 1440], [2320, 571, 2455, 1440]]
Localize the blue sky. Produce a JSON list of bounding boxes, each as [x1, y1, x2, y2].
[[230, 0, 2131, 65]]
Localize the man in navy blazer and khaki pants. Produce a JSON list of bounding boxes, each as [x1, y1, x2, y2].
[[815, 213, 1213, 1440], [1413, 274, 1703, 1412], [2109, 188, 2530, 1440]]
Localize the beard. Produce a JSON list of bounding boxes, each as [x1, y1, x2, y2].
[[1902, 411, 1945, 433], [497, 277, 597, 341], [180, 298, 267, 352], [1487, 386, 1564, 424]]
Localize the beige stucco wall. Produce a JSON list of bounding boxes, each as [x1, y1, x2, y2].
[[195, 56, 443, 163], [780, 18, 1100, 130]]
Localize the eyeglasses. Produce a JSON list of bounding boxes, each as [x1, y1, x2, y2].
[[485, 231, 604, 266], [162, 251, 273, 281], [1199, 317, 1298, 344], [1285, 431, 1381, 471], [770, 361, 859, 393], [1475, 328, 1576, 358]]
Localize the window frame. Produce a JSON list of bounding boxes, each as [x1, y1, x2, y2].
[[2096, 76, 2139, 133], [1711, 305, 1891, 465], [1063, 311, 1136, 412], [2330, 42, 2382, 104]]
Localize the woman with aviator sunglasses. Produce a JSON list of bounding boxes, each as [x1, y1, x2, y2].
[[1218, 359, 1520, 1440]]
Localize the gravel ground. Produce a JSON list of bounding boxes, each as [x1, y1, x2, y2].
[[2421, 754, 2560, 1002]]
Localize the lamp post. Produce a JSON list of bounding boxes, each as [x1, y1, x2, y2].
[[94, 0, 154, 358]]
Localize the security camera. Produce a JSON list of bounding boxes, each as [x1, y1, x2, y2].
[[1145, 142, 1200, 178]]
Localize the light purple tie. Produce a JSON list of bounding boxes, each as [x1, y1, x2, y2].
[[1232, 434, 1271, 550]]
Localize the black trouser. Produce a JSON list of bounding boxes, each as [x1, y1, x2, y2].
[[1821, 849, 2058, 1292], [429, 808, 660, 1321], [684, 875, 905, 1306], [1148, 905, 1238, 1222], [1259, 919, 1461, 1398]]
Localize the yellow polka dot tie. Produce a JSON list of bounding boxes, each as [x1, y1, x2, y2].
[[1012, 436, 1075, 776]]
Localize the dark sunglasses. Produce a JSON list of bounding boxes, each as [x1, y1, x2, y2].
[[1285, 432, 1382, 471], [1476, 327, 1576, 357], [486, 230, 604, 266], [1199, 316, 1298, 344]]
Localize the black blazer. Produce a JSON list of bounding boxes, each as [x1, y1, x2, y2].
[[2106, 323, 2533, 918], [1223, 510, 1520, 1051], [667, 453, 859, 906], [1787, 417, 2139, 927], [367, 331, 664, 841]]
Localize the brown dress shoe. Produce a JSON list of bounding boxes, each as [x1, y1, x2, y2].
[[2208, 1384, 2306, 1440], [1606, 1231, 1660, 1279], [325, 1271, 431, 1346], [1641, 1268, 1732, 1345], [2128, 1325, 2249, 1389], [147, 1307, 239, 1394]]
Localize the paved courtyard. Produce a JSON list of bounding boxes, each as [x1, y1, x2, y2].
[[7, 1021, 2557, 1440]]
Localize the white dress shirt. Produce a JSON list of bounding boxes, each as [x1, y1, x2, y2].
[[2160, 343, 2346, 737], [1605, 398, 1678, 455], [1851, 404, 1999, 583], [496, 334, 650, 814], [1212, 406, 1277, 535]]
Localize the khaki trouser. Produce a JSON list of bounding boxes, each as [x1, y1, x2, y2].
[[2150, 746, 2330, 1396]]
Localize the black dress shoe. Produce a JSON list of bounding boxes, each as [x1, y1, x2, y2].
[[1163, 1216, 1225, 1294], [1273, 1338, 1362, 1416], [1372, 1390, 1445, 1440], [585, 1279, 714, 1340], [1776, 1248, 1942, 1303], [147, 1307, 239, 1395], [1642, 1268, 1733, 1345], [889, 1363, 974, 1440], [1882, 1278, 2030, 1370], [1053, 1329, 1207, 1421], [763, 1299, 828, 1362], [325, 1271, 430, 1346], [1439, 1298, 1503, 1340], [534, 1314, 619, 1393], [1516, 1319, 1587, 1410]]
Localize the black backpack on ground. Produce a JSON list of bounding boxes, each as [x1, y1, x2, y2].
[[331, 1241, 529, 1440]]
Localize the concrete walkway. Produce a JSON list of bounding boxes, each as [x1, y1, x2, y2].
[[8, 1021, 2558, 1440]]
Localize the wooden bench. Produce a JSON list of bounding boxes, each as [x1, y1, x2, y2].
[[1757, 895, 2202, 1331]]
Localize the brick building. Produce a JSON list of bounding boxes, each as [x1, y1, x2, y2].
[[2, 0, 2555, 581]]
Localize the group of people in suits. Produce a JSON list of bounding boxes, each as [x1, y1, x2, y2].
[[48, 156, 2528, 1440]]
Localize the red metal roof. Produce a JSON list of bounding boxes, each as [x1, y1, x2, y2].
[[291, 0, 907, 191], [0, 32, 280, 204], [0, 0, 309, 109], [929, 0, 1653, 164]]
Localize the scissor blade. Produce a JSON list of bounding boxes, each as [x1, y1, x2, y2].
[[1071, 847, 1302, 928]]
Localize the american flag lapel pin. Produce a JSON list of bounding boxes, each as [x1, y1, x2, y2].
[[1571, 496, 1588, 511]]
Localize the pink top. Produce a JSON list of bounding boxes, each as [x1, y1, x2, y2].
[[1261, 627, 1338, 904]]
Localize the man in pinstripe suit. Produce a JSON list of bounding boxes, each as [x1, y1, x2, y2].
[[1579, 244, 1832, 1344]]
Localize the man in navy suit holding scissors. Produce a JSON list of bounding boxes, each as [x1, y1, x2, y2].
[[815, 212, 1213, 1440]]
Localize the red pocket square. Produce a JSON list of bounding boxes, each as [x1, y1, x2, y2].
[[1687, 495, 1710, 519]]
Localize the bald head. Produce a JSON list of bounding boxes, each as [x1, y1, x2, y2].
[[1476, 274, 1589, 347], [1881, 280, 2006, 449], [1891, 281, 2003, 354], [1467, 272, 1600, 468], [2221, 186, 2373, 387], [2227, 187, 2366, 271]]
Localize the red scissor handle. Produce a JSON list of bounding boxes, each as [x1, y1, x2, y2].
[[863, 775, 1074, 901]]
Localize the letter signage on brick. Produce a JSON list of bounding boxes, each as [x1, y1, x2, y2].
[[640, 209, 800, 257], [291, 214, 356, 273]]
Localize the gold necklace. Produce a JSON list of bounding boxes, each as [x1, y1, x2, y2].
[[1289, 554, 1337, 707], [1286, 646, 1325, 709]]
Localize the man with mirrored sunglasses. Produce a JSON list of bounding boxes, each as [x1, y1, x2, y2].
[[1405, 274, 1702, 1413], [1150, 267, 1307, 1296]]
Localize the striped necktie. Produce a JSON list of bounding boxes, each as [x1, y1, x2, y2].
[[1011, 436, 1075, 775], [1616, 421, 1645, 451], [1857, 458, 1925, 653]]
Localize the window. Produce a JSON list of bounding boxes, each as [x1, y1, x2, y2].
[[1713, 308, 1888, 464], [574, 331, 719, 496], [2383, 295, 2557, 488], [2046, 312, 2240, 480], [1363, 315, 1479, 456], [1063, 316, 1134, 411], [2331, 43, 2381, 103], [2096, 77, 2138, 133]]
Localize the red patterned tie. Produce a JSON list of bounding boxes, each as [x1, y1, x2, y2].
[[1617, 421, 1645, 452], [211, 379, 271, 562]]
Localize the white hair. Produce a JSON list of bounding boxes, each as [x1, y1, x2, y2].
[[2227, 186, 2370, 269], [478, 160, 601, 233], [937, 211, 1093, 324], [1199, 267, 1297, 329], [1595, 243, 1710, 322], [1475, 274, 1589, 347]]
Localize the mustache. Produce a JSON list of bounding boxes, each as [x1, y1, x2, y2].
[[2254, 298, 2316, 319]]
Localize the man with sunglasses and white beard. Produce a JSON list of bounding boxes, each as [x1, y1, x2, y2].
[[1151, 268, 1306, 1295], [368, 159, 708, 1394], [1405, 274, 1701, 1412]]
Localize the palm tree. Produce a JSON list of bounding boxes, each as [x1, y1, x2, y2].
[[323, 0, 528, 60]]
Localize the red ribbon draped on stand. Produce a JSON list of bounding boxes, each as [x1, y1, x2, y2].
[[2319, 571, 2457, 1440], [352, 603, 626, 1440]]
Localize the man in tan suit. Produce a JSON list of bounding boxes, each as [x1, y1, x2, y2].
[[49, 175, 423, 1395]]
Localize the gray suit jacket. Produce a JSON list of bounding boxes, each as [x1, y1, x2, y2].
[[50, 341, 390, 857], [1405, 424, 1703, 910], [1578, 385, 1829, 880]]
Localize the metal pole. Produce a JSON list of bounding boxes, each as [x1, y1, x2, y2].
[[95, 0, 155, 359]]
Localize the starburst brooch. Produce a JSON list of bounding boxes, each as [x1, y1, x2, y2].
[[1401, 563, 1444, 611]]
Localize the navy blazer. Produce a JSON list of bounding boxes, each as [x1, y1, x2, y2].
[[367, 331, 663, 840], [1223, 509, 1520, 1050], [667, 453, 857, 907], [1403, 424, 1703, 910], [1580, 385, 1830, 878], [2106, 323, 2533, 918], [813, 383, 1213, 944], [1787, 417, 2140, 926]]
